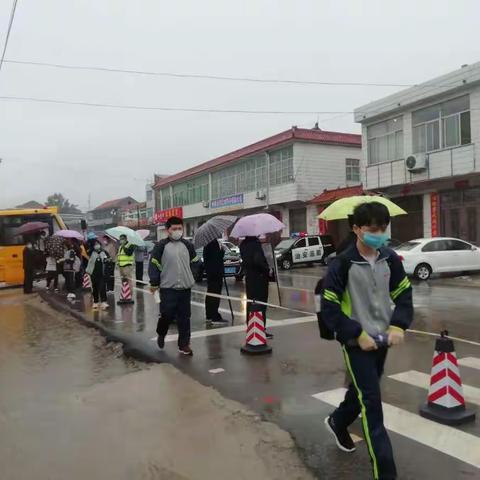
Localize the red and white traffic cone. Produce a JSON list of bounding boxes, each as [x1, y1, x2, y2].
[[419, 331, 475, 425], [82, 273, 92, 291], [117, 279, 134, 305], [241, 304, 272, 355]]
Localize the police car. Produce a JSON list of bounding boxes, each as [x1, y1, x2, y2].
[[275, 234, 335, 270]]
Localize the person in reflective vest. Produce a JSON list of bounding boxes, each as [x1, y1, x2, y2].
[[117, 234, 136, 290]]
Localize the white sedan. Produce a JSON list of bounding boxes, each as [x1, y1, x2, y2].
[[395, 237, 480, 280]]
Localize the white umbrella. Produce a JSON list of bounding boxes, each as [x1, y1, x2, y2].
[[105, 226, 145, 246]]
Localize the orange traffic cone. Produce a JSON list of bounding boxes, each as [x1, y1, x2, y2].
[[117, 279, 134, 305], [82, 273, 92, 291], [241, 304, 272, 355], [419, 330, 476, 425]]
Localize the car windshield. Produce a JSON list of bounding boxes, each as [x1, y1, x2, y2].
[[395, 241, 421, 251], [275, 239, 296, 250]]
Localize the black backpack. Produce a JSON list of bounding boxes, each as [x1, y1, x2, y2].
[[314, 255, 351, 340]]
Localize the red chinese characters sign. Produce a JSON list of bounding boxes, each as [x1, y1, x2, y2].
[[430, 193, 439, 237], [153, 207, 183, 225]]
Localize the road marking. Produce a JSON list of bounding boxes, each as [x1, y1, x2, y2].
[[389, 370, 480, 406], [209, 368, 225, 374], [278, 285, 313, 293], [150, 315, 317, 342], [312, 387, 480, 468], [458, 357, 480, 371], [190, 300, 244, 317], [278, 272, 322, 279]]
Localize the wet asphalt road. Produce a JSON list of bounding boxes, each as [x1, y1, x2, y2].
[[2, 265, 480, 479]]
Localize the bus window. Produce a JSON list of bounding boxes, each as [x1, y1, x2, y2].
[[0, 214, 55, 245]]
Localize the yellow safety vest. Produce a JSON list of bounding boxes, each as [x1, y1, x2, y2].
[[117, 243, 134, 267]]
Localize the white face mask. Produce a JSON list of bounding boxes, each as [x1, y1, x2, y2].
[[170, 230, 183, 241]]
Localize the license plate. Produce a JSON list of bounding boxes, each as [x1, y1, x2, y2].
[[224, 267, 236, 274]]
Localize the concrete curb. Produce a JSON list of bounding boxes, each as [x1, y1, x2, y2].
[[38, 291, 166, 364]]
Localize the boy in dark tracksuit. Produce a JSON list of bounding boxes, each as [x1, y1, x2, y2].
[[321, 202, 413, 480]]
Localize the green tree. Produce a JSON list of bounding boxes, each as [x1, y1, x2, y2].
[[46, 193, 82, 214]]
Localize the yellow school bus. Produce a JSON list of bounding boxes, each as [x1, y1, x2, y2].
[[0, 207, 66, 287]]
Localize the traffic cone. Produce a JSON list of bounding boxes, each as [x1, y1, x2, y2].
[[241, 304, 272, 355], [117, 279, 134, 305], [82, 273, 92, 291], [419, 331, 476, 425]]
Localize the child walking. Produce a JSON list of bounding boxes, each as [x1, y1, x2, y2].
[[86, 240, 110, 310]]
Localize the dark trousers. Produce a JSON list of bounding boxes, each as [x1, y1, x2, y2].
[[105, 262, 115, 291], [245, 274, 268, 324], [332, 347, 396, 480], [136, 261, 144, 285], [23, 269, 34, 294], [46, 270, 58, 289], [92, 275, 107, 303], [64, 271, 75, 293], [157, 288, 191, 348], [205, 275, 222, 320], [75, 271, 83, 289]]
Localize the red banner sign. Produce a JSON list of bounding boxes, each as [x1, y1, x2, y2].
[[153, 207, 183, 225], [430, 193, 439, 237]]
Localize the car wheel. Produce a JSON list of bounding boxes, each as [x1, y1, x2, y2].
[[281, 258, 292, 270], [414, 263, 432, 280]]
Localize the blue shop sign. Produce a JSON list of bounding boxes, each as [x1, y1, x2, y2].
[[210, 193, 244, 209]]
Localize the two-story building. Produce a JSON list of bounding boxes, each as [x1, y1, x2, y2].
[[152, 126, 361, 238], [355, 62, 480, 244], [87, 196, 138, 231]]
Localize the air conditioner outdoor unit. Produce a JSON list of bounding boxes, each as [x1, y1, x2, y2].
[[406, 153, 428, 172], [202, 201, 210, 208], [256, 190, 266, 200]]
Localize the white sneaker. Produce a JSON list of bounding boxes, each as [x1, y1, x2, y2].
[[100, 302, 109, 310], [92, 303, 99, 310], [67, 293, 76, 299]]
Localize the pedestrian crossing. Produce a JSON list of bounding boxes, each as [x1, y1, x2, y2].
[[312, 356, 480, 469]]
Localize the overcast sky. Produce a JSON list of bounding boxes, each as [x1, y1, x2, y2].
[[0, 0, 478, 211]]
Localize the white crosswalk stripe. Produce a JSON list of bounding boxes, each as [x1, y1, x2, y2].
[[458, 357, 480, 370], [388, 370, 480, 406], [312, 387, 480, 469]]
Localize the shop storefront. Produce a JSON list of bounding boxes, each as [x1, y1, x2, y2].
[[439, 186, 480, 244]]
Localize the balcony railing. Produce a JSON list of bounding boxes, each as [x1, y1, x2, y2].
[[365, 144, 475, 189]]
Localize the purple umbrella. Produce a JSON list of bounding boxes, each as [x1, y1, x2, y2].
[[230, 213, 285, 238], [14, 221, 49, 236], [54, 229, 84, 241]]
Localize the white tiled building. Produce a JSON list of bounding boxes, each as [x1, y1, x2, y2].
[[355, 62, 480, 243], [152, 126, 362, 238]]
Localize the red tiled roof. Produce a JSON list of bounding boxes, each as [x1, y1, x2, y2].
[[310, 185, 365, 205], [92, 196, 138, 211], [154, 127, 361, 189]]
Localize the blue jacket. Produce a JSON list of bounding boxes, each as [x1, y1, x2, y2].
[[321, 243, 413, 344]]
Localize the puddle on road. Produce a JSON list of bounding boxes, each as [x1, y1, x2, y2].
[[0, 290, 142, 413]]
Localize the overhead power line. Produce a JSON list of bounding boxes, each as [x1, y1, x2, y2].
[[2, 94, 480, 117], [4, 59, 463, 89], [0, 0, 19, 73], [0, 95, 354, 114]]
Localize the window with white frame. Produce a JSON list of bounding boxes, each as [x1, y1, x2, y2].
[[367, 117, 403, 165], [346, 158, 360, 182], [269, 146, 294, 186], [161, 188, 171, 209], [412, 95, 471, 153], [211, 156, 267, 200]]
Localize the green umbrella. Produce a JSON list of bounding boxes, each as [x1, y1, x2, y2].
[[318, 195, 407, 221], [105, 226, 145, 246]]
